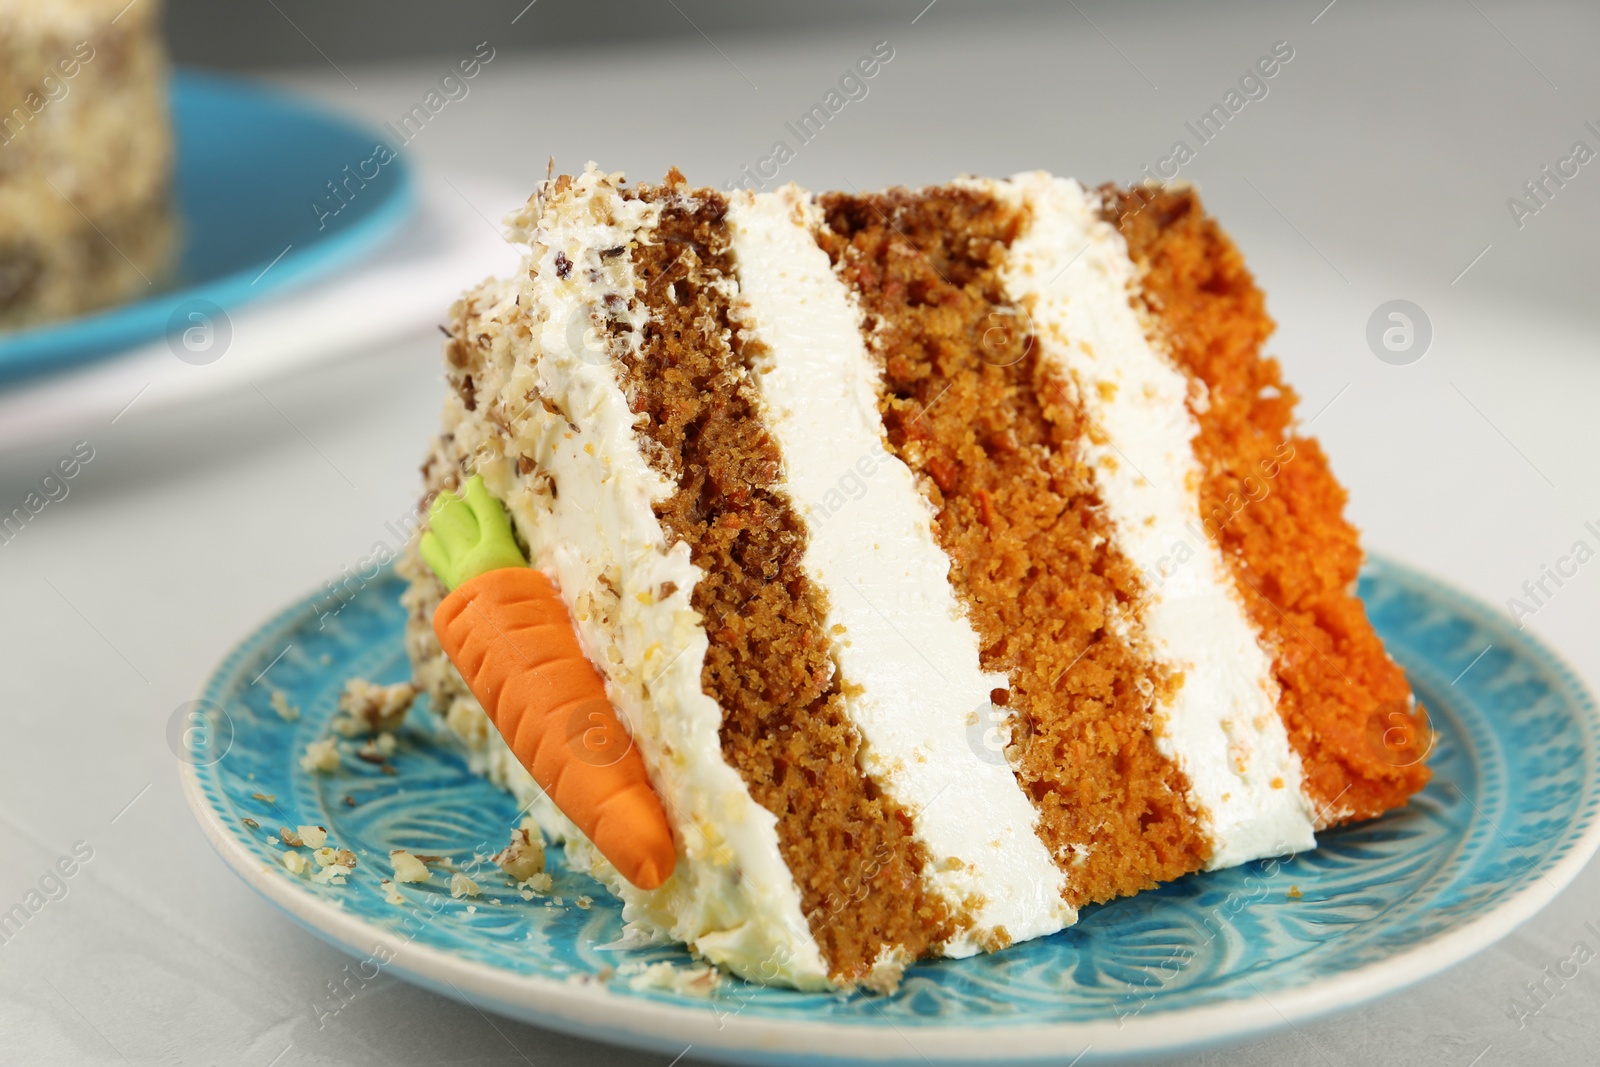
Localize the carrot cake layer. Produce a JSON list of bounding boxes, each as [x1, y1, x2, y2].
[[402, 167, 834, 989], [613, 178, 955, 986], [815, 182, 1212, 907], [1106, 185, 1432, 822], [400, 164, 1431, 992], [724, 185, 1073, 955]]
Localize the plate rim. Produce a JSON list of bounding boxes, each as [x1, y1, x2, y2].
[[0, 69, 414, 381], [179, 554, 1600, 1065]]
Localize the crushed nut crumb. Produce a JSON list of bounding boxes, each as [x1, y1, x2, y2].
[[390, 850, 432, 883], [310, 864, 348, 886], [517, 872, 554, 900], [332, 678, 418, 737], [269, 689, 300, 722], [493, 827, 546, 881], [450, 872, 481, 899], [299, 738, 340, 774]]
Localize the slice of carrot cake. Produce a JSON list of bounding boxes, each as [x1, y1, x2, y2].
[[399, 164, 1430, 992]]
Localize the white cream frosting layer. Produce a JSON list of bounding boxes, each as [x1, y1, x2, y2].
[[460, 165, 829, 988], [724, 185, 1075, 954], [988, 171, 1317, 866]]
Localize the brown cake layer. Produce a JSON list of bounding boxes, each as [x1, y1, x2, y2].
[[816, 184, 1211, 909], [615, 174, 954, 983], [1106, 185, 1431, 823]]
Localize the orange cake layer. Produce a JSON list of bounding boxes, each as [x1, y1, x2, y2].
[[1107, 185, 1431, 821], [817, 185, 1210, 908]]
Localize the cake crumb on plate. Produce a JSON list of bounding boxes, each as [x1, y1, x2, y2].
[[493, 826, 545, 881], [390, 850, 432, 883], [300, 738, 340, 773], [269, 689, 300, 722], [333, 678, 418, 737]]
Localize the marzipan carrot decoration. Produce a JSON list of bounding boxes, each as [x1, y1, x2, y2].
[[420, 476, 676, 890]]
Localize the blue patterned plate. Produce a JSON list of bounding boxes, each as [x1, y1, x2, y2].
[[180, 556, 1600, 1064]]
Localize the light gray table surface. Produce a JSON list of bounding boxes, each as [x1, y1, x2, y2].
[[3, 2, 1599, 1064]]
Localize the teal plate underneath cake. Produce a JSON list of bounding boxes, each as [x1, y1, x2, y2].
[[179, 556, 1600, 1065]]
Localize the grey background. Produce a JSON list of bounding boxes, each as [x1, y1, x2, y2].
[[163, 0, 897, 67], [5, 2, 1600, 1065]]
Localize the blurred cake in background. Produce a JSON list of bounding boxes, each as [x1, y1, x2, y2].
[[0, 0, 176, 331]]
